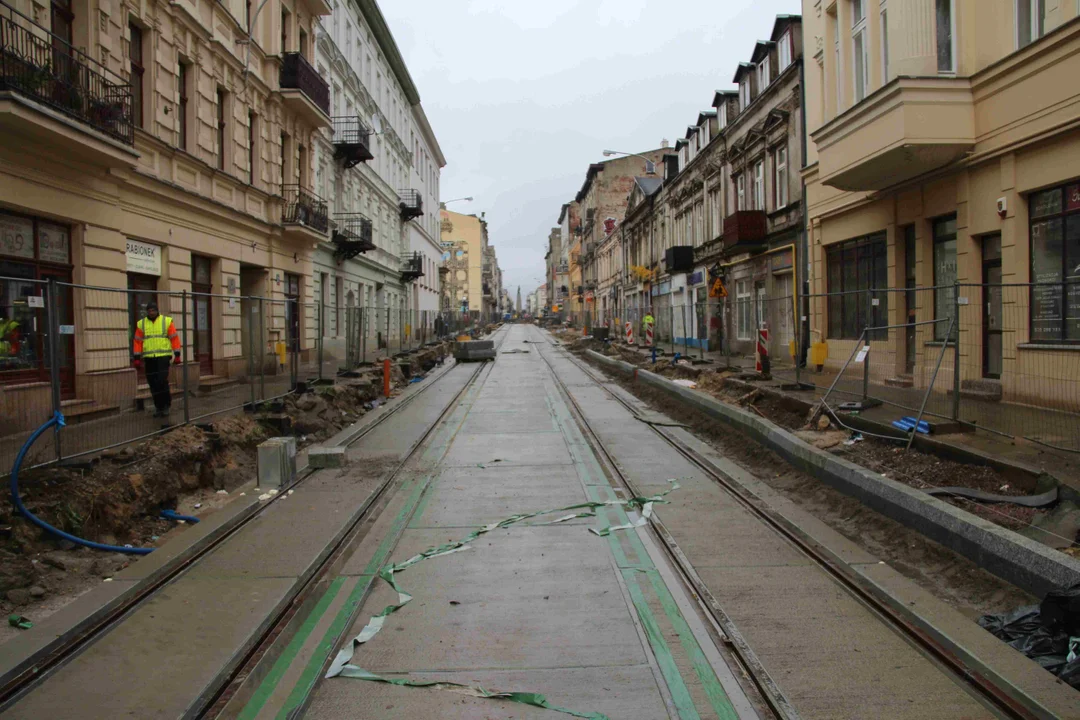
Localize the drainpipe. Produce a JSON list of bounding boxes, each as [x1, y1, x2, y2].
[[798, 55, 810, 369]]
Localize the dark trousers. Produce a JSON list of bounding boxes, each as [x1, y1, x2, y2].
[[144, 356, 172, 412]]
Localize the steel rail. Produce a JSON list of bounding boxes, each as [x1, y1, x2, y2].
[[540, 335, 1036, 720]]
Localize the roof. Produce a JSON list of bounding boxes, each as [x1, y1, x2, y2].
[[634, 177, 663, 197], [575, 163, 606, 203], [696, 110, 717, 126], [770, 14, 801, 43], [732, 62, 754, 83], [712, 90, 738, 108], [685, 126, 697, 140], [355, 0, 421, 105], [675, 138, 689, 149], [750, 40, 774, 64], [411, 104, 446, 167]]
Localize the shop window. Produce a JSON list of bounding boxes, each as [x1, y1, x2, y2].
[[1029, 183, 1080, 342], [826, 233, 887, 339], [933, 216, 957, 341]]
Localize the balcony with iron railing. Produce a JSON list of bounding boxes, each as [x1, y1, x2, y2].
[[282, 184, 328, 240], [331, 212, 374, 261], [398, 189, 423, 220], [331, 115, 373, 169], [400, 252, 424, 282], [279, 52, 330, 128], [0, 1, 135, 165]]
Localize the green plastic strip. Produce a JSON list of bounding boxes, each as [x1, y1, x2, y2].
[[338, 667, 611, 720], [326, 481, 682, 677]]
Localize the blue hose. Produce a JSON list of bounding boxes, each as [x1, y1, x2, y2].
[[160, 509, 200, 524], [9, 411, 153, 555]]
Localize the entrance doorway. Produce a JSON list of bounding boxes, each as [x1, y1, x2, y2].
[[0, 263, 75, 398], [284, 272, 300, 353], [191, 255, 213, 374], [983, 234, 1003, 379], [903, 225, 917, 374], [128, 272, 158, 383]]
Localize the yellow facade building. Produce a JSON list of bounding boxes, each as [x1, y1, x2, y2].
[[439, 209, 486, 318], [802, 0, 1080, 445], [0, 0, 332, 424]]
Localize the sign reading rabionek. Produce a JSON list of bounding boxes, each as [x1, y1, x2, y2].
[[126, 238, 162, 275]]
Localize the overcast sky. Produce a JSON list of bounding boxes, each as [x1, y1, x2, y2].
[[381, 0, 802, 303]]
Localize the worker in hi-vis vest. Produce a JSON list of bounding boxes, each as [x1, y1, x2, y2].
[[132, 301, 182, 417], [643, 311, 655, 337]]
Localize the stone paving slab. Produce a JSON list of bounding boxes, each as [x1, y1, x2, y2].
[[344, 526, 648, 672], [3, 577, 295, 720], [458, 408, 559, 434], [442, 432, 572, 467], [306, 665, 671, 719]]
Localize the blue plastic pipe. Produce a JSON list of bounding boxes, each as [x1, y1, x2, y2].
[[160, 509, 200, 524], [9, 411, 154, 555]]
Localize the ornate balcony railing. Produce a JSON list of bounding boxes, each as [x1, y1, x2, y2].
[[400, 251, 424, 282], [282, 184, 328, 234], [332, 212, 374, 261], [0, 1, 133, 144], [331, 115, 373, 168], [398, 189, 423, 220], [279, 52, 329, 116], [722, 210, 767, 250]]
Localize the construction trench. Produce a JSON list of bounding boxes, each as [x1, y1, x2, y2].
[[0, 324, 1078, 719]]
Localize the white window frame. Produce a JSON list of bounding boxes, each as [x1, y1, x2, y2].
[[757, 56, 770, 92], [936, 0, 955, 73], [737, 173, 746, 211], [736, 279, 752, 340], [881, 0, 889, 84], [774, 146, 788, 208], [852, 0, 869, 102], [740, 79, 750, 109], [753, 160, 765, 211], [778, 30, 792, 72], [1016, 0, 1046, 49], [717, 103, 727, 129]]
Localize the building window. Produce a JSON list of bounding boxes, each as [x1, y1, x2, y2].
[[178, 61, 190, 150], [933, 216, 958, 340], [129, 23, 144, 129], [216, 88, 227, 171], [1029, 183, 1080, 342], [248, 111, 257, 185], [774, 146, 788, 208], [852, 0, 868, 102], [739, 79, 750, 109], [753, 160, 765, 211], [1017, 0, 1047, 48], [936, 0, 954, 72], [736, 279, 752, 340], [757, 56, 770, 91], [778, 30, 792, 72], [736, 173, 746, 211], [826, 233, 888, 340], [881, 1, 890, 83], [717, 104, 727, 129]]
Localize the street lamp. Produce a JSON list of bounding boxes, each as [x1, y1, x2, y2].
[[440, 197, 474, 208], [602, 150, 656, 175]]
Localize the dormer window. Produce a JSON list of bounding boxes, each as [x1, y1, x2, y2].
[[740, 80, 751, 109], [717, 104, 727, 129], [778, 30, 792, 72], [757, 56, 770, 91]]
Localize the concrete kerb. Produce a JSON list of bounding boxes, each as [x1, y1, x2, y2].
[[0, 353, 462, 697], [582, 350, 1080, 599]]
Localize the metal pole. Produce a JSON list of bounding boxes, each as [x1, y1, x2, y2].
[[683, 303, 689, 358], [908, 315, 956, 451], [361, 306, 367, 364], [863, 289, 871, 402], [317, 300, 324, 382], [45, 278, 62, 462], [385, 305, 390, 356], [248, 297, 256, 409], [258, 297, 266, 401], [181, 290, 190, 424], [952, 281, 961, 421]]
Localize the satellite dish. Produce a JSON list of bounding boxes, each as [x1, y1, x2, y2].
[[370, 113, 383, 135]]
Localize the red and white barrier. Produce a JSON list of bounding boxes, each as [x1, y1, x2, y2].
[[645, 323, 654, 347], [755, 323, 771, 375], [625, 321, 634, 344]]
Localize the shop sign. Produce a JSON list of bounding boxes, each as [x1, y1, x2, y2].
[[0, 213, 34, 259], [770, 249, 794, 272], [126, 238, 162, 275], [1067, 184, 1080, 212], [689, 271, 704, 286], [38, 222, 70, 264]]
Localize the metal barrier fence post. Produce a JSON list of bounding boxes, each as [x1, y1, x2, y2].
[[181, 290, 191, 423], [258, 297, 266, 402], [361, 306, 368, 364], [46, 278, 62, 462], [953, 281, 961, 421], [248, 296, 256, 409], [682, 303, 689, 357], [863, 288, 872, 402], [317, 300, 324, 382], [385, 306, 391, 356]]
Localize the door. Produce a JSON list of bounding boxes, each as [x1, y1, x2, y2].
[[39, 268, 75, 398], [191, 256, 213, 374], [695, 286, 707, 346], [983, 235, 1003, 379], [284, 273, 300, 354], [128, 273, 158, 382]]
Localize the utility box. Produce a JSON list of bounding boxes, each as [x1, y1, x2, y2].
[[454, 339, 496, 362], [257, 436, 297, 489]]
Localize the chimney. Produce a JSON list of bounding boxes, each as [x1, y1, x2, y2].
[[660, 138, 670, 149]]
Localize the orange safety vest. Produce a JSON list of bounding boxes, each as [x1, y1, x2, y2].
[[133, 315, 180, 358]]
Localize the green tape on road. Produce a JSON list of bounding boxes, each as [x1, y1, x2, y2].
[[338, 668, 611, 720]]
